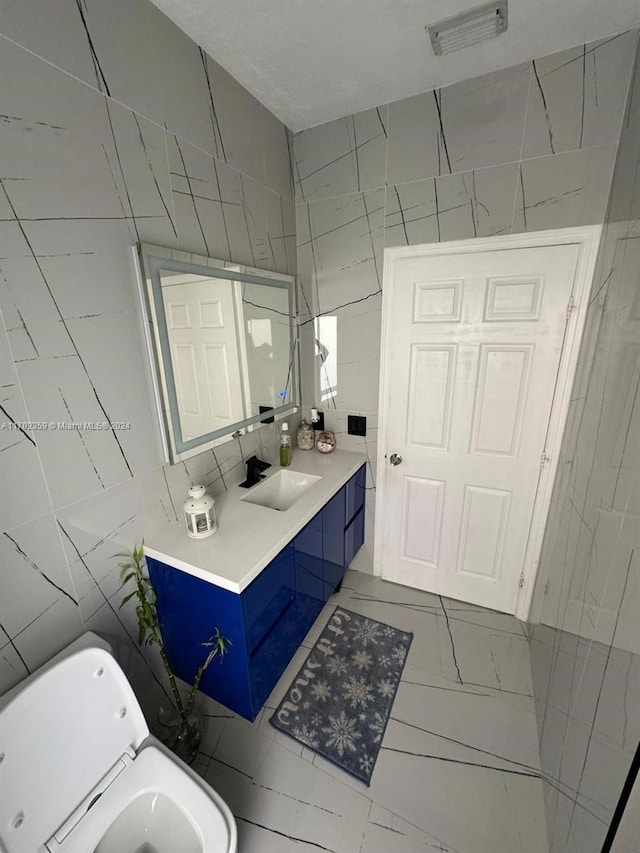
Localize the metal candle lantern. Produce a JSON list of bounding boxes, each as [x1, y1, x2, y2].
[[183, 485, 217, 539]]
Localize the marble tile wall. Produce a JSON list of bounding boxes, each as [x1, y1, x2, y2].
[[294, 30, 638, 571], [526, 37, 640, 853], [0, 0, 295, 714]]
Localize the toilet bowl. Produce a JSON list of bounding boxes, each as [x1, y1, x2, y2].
[[0, 645, 237, 853]]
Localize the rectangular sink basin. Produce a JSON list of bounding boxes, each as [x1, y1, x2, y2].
[[241, 469, 322, 511]]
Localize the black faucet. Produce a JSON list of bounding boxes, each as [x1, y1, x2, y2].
[[239, 455, 271, 488]]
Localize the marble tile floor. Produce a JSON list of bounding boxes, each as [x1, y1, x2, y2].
[[192, 569, 549, 853]]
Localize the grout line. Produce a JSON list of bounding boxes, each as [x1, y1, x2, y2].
[[511, 61, 534, 233], [0, 32, 289, 205], [292, 143, 620, 208]]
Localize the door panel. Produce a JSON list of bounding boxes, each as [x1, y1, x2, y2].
[[401, 476, 445, 566], [457, 485, 511, 579], [379, 242, 581, 614], [470, 345, 532, 456], [407, 345, 456, 449]]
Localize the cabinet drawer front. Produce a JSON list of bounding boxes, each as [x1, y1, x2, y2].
[[294, 513, 324, 602], [323, 488, 346, 568], [345, 465, 366, 525], [243, 544, 295, 654], [248, 599, 299, 714], [345, 507, 365, 567]]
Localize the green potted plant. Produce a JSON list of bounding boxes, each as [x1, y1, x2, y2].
[[117, 543, 229, 763]]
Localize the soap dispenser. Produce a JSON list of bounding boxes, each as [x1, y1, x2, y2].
[[279, 422, 292, 467]]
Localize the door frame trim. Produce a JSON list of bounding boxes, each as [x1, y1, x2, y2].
[[375, 225, 603, 621]]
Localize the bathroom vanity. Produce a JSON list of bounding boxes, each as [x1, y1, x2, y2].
[[144, 450, 366, 721]]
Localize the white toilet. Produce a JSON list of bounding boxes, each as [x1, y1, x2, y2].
[[0, 643, 237, 853]]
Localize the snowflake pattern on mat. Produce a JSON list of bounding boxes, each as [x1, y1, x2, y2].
[[323, 710, 362, 757], [310, 680, 332, 702], [392, 643, 409, 663], [343, 675, 374, 709], [353, 649, 373, 670], [377, 678, 395, 698], [271, 608, 413, 785], [292, 724, 319, 748], [359, 752, 375, 775], [326, 655, 348, 676], [369, 711, 385, 743], [351, 618, 382, 647]]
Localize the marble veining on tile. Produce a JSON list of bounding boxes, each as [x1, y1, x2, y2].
[[522, 31, 638, 160], [385, 163, 519, 246], [294, 107, 388, 203], [514, 145, 617, 233], [0, 0, 296, 707], [386, 64, 531, 186], [526, 39, 640, 852]]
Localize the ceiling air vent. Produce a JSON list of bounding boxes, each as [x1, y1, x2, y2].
[[427, 1, 508, 56]]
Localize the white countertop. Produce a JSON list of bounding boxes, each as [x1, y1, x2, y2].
[[144, 448, 367, 593]]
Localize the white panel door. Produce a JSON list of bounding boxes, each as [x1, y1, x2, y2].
[[378, 242, 582, 614], [162, 277, 246, 440]]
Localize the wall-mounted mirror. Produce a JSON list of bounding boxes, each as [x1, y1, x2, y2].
[[133, 243, 297, 463]]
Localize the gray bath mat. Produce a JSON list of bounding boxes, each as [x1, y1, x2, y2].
[[270, 607, 412, 785]]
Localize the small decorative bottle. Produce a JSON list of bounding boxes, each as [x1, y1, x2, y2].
[[296, 419, 314, 451], [183, 485, 217, 539], [279, 422, 292, 467]]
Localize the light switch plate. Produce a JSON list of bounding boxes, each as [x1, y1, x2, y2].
[[348, 415, 367, 436]]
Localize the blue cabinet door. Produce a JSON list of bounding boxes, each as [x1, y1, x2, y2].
[[293, 513, 324, 642], [345, 507, 365, 567], [345, 464, 366, 525], [322, 487, 346, 597], [242, 543, 299, 716], [147, 556, 254, 720], [322, 465, 365, 597], [243, 543, 295, 655], [248, 596, 298, 713]]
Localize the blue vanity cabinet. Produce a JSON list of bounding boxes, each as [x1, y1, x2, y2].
[[242, 544, 299, 713], [322, 463, 366, 596], [147, 555, 255, 719], [147, 544, 298, 722], [296, 463, 367, 633], [345, 464, 366, 527], [322, 487, 348, 598], [293, 512, 325, 642], [146, 463, 367, 722]]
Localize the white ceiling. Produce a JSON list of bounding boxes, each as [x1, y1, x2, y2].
[[149, 0, 640, 131]]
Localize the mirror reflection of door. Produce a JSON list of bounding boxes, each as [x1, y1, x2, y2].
[[161, 273, 246, 440]]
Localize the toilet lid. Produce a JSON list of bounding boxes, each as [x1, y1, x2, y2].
[[0, 647, 149, 853]]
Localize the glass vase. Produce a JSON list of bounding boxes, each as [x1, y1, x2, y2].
[[157, 698, 201, 765]]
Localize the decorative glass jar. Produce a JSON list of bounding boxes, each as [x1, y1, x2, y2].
[[296, 419, 315, 450], [316, 430, 336, 453], [183, 485, 217, 539]]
